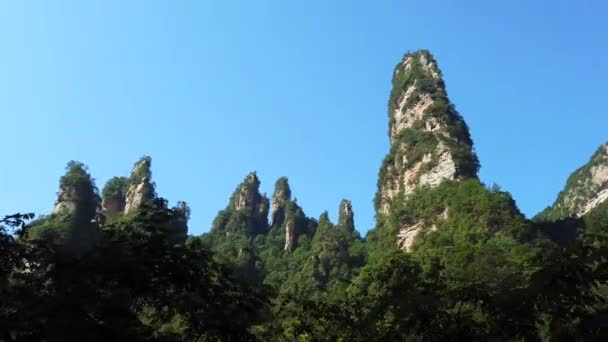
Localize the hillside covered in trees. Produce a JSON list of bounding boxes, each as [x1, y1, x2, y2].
[[2, 50, 608, 341]]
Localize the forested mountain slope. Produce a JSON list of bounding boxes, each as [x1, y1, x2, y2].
[[2, 50, 608, 341]]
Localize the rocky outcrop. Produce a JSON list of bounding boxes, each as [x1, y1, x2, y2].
[[271, 177, 291, 227], [52, 161, 99, 220], [338, 199, 355, 232], [374, 50, 478, 250], [125, 157, 156, 214], [281, 201, 308, 251], [211, 172, 270, 235], [101, 176, 128, 215], [233, 173, 260, 210], [258, 196, 270, 223], [396, 208, 447, 251], [53, 187, 79, 215], [230, 172, 269, 216], [376, 50, 478, 216], [537, 143, 608, 221], [284, 219, 296, 251]]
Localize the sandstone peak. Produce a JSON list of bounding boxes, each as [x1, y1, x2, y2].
[[125, 156, 156, 214], [280, 200, 308, 251], [271, 177, 291, 227], [53, 161, 99, 220], [537, 143, 608, 221], [376, 50, 478, 216], [338, 199, 355, 232], [231, 172, 263, 212], [101, 176, 129, 215]]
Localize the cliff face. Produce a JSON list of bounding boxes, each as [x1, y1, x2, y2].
[[230, 172, 270, 221], [375, 50, 479, 250], [279, 200, 308, 251], [537, 143, 608, 221], [376, 50, 478, 217], [125, 157, 156, 214], [208, 172, 270, 238], [52, 161, 99, 220], [53, 187, 79, 215], [271, 177, 291, 228], [338, 199, 355, 232]]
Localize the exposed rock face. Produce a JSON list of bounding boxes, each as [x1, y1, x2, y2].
[[125, 157, 156, 214], [281, 201, 307, 251], [53, 187, 79, 215], [537, 144, 608, 221], [231, 172, 268, 214], [338, 199, 355, 232], [271, 177, 292, 227], [258, 196, 270, 222], [284, 219, 296, 251], [220, 172, 270, 235], [396, 208, 446, 251], [375, 50, 478, 249], [233, 173, 259, 210], [125, 180, 155, 213], [376, 50, 478, 216], [52, 161, 99, 220]]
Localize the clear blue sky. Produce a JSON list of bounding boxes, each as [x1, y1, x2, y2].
[[1, 1, 606, 235]]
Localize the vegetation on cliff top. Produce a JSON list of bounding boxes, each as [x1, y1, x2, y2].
[[3, 50, 608, 340], [536, 143, 608, 221]]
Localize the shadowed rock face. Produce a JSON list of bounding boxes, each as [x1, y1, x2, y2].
[[215, 172, 270, 236], [29, 161, 101, 255], [101, 176, 129, 215], [125, 157, 155, 214], [281, 201, 307, 252], [338, 199, 355, 232], [376, 50, 478, 217], [231, 172, 267, 214], [233, 173, 259, 210], [284, 219, 296, 251], [102, 196, 125, 215], [537, 144, 608, 221], [271, 177, 291, 228], [52, 161, 99, 220], [53, 187, 79, 215], [375, 50, 478, 250]]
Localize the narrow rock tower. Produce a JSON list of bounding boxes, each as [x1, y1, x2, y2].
[[338, 199, 355, 232], [271, 177, 292, 228], [125, 156, 156, 214], [376, 50, 479, 216]]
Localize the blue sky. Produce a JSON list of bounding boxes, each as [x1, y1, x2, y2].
[[1, 1, 606, 235]]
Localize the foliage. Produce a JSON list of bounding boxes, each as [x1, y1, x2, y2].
[[129, 156, 153, 185], [536, 143, 608, 221], [273, 177, 291, 201], [5, 160, 608, 341], [1, 203, 268, 341], [25, 161, 100, 255], [338, 199, 355, 232], [102, 176, 129, 200], [377, 50, 479, 211], [4, 48, 608, 340]]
